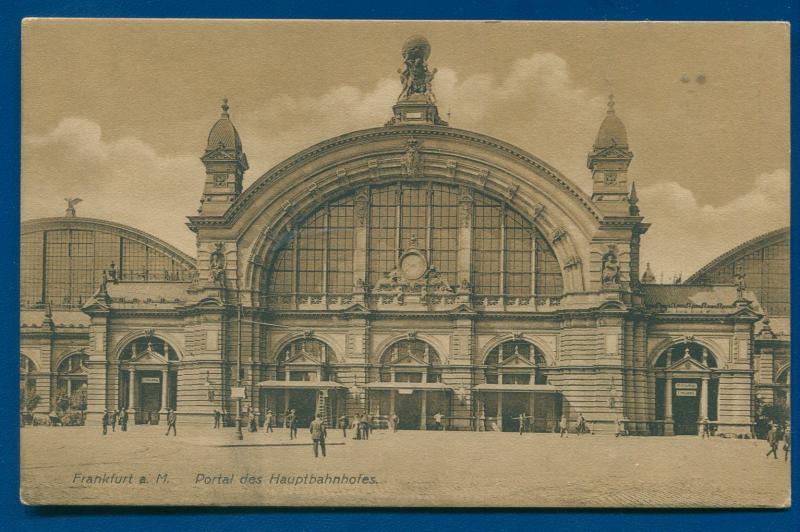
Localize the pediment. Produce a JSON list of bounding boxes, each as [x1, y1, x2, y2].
[[498, 354, 535, 368], [667, 355, 708, 373], [285, 350, 322, 366], [130, 348, 168, 365], [202, 147, 237, 161], [592, 146, 632, 159], [394, 353, 428, 366], [342, 303, 369, 314]]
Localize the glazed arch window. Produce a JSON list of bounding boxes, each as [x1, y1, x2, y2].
[[119, 336, 180, 362]]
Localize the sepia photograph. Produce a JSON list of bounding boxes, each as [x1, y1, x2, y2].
[[19, 19, 790, 507]]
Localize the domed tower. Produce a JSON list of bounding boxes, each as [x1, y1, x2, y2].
[[587, 95, 634, 216], [198, 98, 249, 216]]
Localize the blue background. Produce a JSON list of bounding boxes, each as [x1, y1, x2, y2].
[[2, 1, 797, 530]]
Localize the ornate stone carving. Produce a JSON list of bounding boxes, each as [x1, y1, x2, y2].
[[373, 237, 454, 295], [398, 36, 437, 102], [368, 160, 379, 178], [564, 256, 582, 270], [507, 184, 519, 201], [551, 227, 567, 244], [601, 245, 621, 289], [402, 137, 423, 177], [446, 160, 457, 177], [354, 189, 369, 227], [209, 242, 226, 287], [734, 268, 747, 300], [531, 203, 545, 221], [459, 192, 473, 228], [479, 168, 490, 188]]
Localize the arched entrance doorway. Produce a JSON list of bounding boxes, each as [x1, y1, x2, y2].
[[118, 333, 180, 424], [258, 337, 345, 428], [365, 338, 450, 430], [475, 339, 560, 432], [654, 342, 719, 435]]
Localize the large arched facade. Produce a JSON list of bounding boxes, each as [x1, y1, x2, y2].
[[20, 37, 771, 436]]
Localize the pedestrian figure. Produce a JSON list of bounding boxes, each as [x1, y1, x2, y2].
[[338, 414, 348, 438], [102, 410, 109, 435], [264, 409, 274, 433], [576, 413, 587, 435], [560, 415, 569, 437], [119, 408, 128, 432], [701, 416, 710, 438], [783, 427, 791, 462], [110, 409, 118, 432], [165, 408, 177, 436], [213, 409, 221, 428], [248, 410, 257, 432], [615, 415, 627, 437], [766, 424, 780, 459], [433, 411, 444, 431], [516, 413, 527, 435], [365, 412, 373, 437], [390, 413, 399, 432], [283, 409, 290, 429], [353, 413, 362, 440], [360, 413, 370, 440], [310, 414, 327, 458], [288, 409, 298, 440]]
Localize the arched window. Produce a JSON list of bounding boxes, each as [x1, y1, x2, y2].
[[263, 182, 563, 299], [654, 343, 718, 369], [380, 339, 441, 383], [55, 353, 89, 411], [119, 336, 180, 362], [20, 354, 39, 412], [275, 338, 334, 382], [484, 340, 547, 385]]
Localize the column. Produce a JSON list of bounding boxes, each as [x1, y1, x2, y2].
[[700, 376, 709, 420], [528, 392, 536, 433], [497, 392, 503, 431], [128, 368, 136, 414], [389, 390, 396, 418], [284, 389, 290, 420], [161, 369, 169, 413], [664, 377, 673, 436], [419, 390, 427, 430]]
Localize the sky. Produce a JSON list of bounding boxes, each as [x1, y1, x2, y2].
[[21, 20, 790, 281]]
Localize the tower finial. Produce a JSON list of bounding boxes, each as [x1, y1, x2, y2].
[[607, 94, 615, 114], [221, 97, 230, 118]]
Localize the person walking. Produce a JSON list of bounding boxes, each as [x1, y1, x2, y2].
[[516, 413, 527, 435], [766, 424, 780, 459], [433, 411, 444, 431], [390, 413, 399, 432], [264, 409, 274, 433], [213, 409, 221, 429], [782, 426, 791, 462], [310, 414, 327, 458], [701, 416, 710, 439], [338, 414, 348, 438], [110, 409, 118, 432], [360, 413, 370, 440], [576, 413, 587, 435], [288, 409, 298, 440], [248, 409, 257, 433], [165, 408, 177, 436], [353, 413, 362, 440], [102, 410, 109, 436], [119, 408, 128, 432], [560, 415, 569, 437]]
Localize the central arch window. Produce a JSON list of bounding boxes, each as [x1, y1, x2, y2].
[[264, 182, 562, 298], [119, 336, 180, 362], [275, 338, 334, 381], [380, 338, 442, 383], [484, 340, 548, 385]]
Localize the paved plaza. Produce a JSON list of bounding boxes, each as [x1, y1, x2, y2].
[[21, 425, 790, 507]]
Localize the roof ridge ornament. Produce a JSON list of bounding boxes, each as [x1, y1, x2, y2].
[[607, 93, 615, 114], [386, 36, 448, 127], [221, 97, 230, 118]]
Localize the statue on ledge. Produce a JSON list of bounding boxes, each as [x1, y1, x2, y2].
[[398, 35, 437, 102]]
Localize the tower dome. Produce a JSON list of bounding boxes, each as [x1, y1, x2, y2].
[[594, 94, 628, 148], [206, 98, 243, 153]]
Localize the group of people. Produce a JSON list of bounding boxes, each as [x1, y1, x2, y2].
[[765, 423, 791, 461], [100, 408, 177, 436], [101, 408, 128, 434], [559, 413, 589, 437]]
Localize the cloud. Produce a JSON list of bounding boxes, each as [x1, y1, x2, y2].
[[638, 169, 790, 281], [23, 117, 199, 255], [240, 52, 604, 192]]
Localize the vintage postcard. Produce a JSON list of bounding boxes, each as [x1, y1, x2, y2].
[[20, 19, 790, 507]]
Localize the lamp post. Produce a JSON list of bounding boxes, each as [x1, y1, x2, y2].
[[235, 303, 243, 440]]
